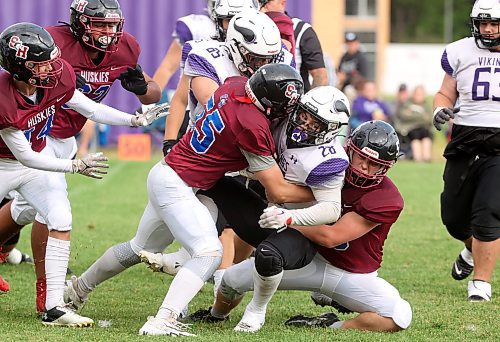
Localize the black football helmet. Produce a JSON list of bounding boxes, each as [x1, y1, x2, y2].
[[70, 0, 124, 53], [245, 64, 304, 119], [0, 23, 63, 88], [470, 0, 500, 49], [345, 120, 399, 188]]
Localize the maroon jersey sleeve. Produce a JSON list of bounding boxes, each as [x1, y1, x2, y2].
[[233, 105, 275, 157], [355, 182, 404, 224]]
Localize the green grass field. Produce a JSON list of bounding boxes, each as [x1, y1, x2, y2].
[[1, 153, 499, 341]]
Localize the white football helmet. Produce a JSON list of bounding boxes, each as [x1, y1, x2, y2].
[[287, 86, 350, 147], [207, 0, 217, 20], [213, 0, 259, 41], [470, 0, 500, 48], [226, 11, 282, 77]]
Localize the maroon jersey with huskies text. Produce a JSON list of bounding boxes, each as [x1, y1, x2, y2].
[[0, 60, 76, 159], [318, 177, 404, 273], [166, 76, 275, 190], [46, 25, 140, 138]]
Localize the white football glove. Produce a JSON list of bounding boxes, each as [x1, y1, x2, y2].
[[71, 152, 109, 179], [131, 103, 170, 127], [258, 205, 293, 231]]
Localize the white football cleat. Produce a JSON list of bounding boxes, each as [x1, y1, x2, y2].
[[234, 308, 265, 333], [139, 316, 195, 336], [139, 250, 165, 273], [468, 280, 492, 302], [41, 305, 94, 327], [63, 275, 88, 311]]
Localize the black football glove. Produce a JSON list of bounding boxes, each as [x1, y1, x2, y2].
[[76, 74, 86, 90], [433, 107, 459, 131], [163, 139, 178, 156], [118, 64, 148, 96]]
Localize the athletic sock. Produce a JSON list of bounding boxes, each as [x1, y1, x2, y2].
[[246, 265, 283, 314], [45, 237, 70, 310]]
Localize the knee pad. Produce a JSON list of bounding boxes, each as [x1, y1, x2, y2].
[[254, 242, 283, 277], [472, 225, 500, 242], [10, 200, 36, 226], [392, 298, 412, 330], [184, 255, 222, 282], [112, 242, 140, 268]]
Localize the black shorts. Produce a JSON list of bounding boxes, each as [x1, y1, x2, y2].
[[407, 127, 432, 141], [200, 176, 270, 247], [441, 155, 500, 242]]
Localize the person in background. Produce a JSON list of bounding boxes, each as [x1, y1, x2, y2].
[[350, 80, 390, 130], [394, 85, 433, 162], [337, 32, 369, 94], [432, 0, 499, 302]]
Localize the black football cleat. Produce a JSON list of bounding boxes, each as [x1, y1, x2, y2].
[[183, 307, 228, 323], [285, 312, 339, 328], [451, 254, 474, 280]]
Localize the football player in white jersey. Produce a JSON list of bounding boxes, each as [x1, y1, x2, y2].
[[433, 0, 499, 302], [182, 86, 350, 331], [152, 0, 217, 92]]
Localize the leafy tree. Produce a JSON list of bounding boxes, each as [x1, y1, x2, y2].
[[391, 0, 475, 43]]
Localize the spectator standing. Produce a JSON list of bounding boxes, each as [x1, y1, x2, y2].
[[337, 32, 369, 93]]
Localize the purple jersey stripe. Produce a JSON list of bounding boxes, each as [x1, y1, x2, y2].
[[305, 158, 349, 187], [186, 54, 221, 85], [181, 42, 193, 67], [441, 50, 454, 76], [174, 20, 194, 45]]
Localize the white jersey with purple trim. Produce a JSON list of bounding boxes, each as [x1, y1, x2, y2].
[[172, 14, 216, 46], [441, 37, 500, 128], [182, 40, 239, 125], [272, 119, 348, 190]]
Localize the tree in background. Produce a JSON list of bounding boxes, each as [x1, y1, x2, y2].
[[391, 0, 476, 43]]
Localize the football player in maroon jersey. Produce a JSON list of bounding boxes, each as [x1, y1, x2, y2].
[[62, 64, 311, 336], [2, 0, 161, 314], [196, 121, 412, 333], [0, 20, 159, 324]]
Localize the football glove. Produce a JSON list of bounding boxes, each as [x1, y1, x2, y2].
[[118, 64, 148, 96], [75, 74, 86, 90], [163, 139, 178, 156], [71, 152, 109, 179], [258, 205, 293, 231], [433, 107, 459, 131]]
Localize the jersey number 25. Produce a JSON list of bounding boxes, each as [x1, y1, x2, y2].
[[190, 95, 225, 153]]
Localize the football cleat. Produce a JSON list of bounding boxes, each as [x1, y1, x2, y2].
[[467, 280, 492, 302], [6, 248, 33, 264], [310, 292, 353, 314], [139, 250, 165, 273], [41, 305, 94, 327], [451, 253, 474, 281], [233, 308, 265, 333], [139, 316, 195, 336], [285, 312, 340, 328], [0, 275, 10, 294], [184, 307, 228, 323], [36, 277, 47, 314], [63, 275, 88, 311]]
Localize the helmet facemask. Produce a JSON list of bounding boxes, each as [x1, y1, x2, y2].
[[287, 107, 333, 147], [345, 141, 394, 188], [25, 47, 64, 88], [231, 39, 280, 77], [79, 15, 124, 52]]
